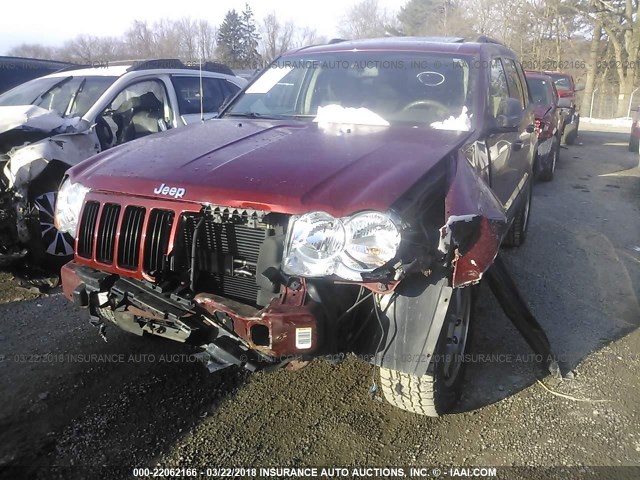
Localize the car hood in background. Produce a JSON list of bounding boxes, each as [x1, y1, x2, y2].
[[0, 105, 82, 136]]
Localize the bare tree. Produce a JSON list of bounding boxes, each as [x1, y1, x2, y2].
[[593, 0, 640, 116], [196, 20, 217, 60], [261, 13, 295, 62], [125, 20, 157, 58], [293, 27, 324, 48], [338, 0, 397, 39]]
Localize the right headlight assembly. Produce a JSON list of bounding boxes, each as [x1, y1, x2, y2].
[[283, 210, 402, 281], [54, 177, 90, 236]]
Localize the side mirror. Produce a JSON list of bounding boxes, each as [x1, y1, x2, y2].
[[574, 83, 585, 92]]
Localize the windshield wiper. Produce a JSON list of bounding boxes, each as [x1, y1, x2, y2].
[[225, 112, 281, 119], [64, 78, 86, 118], [32, 76, 73, 105]]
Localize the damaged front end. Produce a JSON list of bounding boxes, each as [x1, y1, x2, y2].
[[60, 150, 555, 380], [0, 105, 99, 263]]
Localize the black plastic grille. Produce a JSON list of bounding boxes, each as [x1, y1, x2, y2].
[[77, 201, 100, 259], [117, 206, 145, 270], [143, 209, 174, 274], [96, 204, 121, 264], [178, 214, 267, 305]]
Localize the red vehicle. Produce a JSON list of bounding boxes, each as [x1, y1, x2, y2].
[[525, 71, 563, 181], [544, 71, 583, 145], [56, 37, 539, 416]]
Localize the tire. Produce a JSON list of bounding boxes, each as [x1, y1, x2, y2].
[[379, 286, 474, 416], [503, 179, 532, 247], [28, 172, 74, 271], [629, 135, 639, 153], [563, 121, 578, 145], [539, 138, 559, 182]]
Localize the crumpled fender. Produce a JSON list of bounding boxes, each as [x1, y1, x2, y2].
[[4, 132, 99, 190], [441, 152, 509, 287]]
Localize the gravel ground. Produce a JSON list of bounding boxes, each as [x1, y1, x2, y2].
[[0, 124, 638, 480]]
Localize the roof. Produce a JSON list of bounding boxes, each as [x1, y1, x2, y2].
[[286, 36, 513, 56], [46, 65, 131, 77]]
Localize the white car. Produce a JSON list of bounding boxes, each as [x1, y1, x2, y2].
[[0, 60, 246, 266]]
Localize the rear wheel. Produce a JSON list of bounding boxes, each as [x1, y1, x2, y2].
[[563, 119, 579, 145], [379, 286, 474, 416], [539, 137, 559, 182]]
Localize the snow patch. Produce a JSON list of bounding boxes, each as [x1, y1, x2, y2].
[[430, 106, 472, 131]]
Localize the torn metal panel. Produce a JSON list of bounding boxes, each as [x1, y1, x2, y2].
[[442, 153, 509, 288]]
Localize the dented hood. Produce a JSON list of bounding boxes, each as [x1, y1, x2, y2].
[[0, 105, 81, 136], [69, 118, 469, 216]]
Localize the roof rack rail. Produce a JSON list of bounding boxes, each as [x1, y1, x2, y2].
[[183, 61, 235, 76], [328, 38, 349, 44], [125, 58, 234, 76], [475, 35, 504, 46]]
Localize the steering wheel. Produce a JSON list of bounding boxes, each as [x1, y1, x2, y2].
[[401, 99, 450, 118], [95, 115, 114, 150]]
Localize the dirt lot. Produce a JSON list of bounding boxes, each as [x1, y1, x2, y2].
[[0, 124, 639, 480]]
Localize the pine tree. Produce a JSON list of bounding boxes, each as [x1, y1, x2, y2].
[[216, 9, 244, 68], [239, 3, 262, 68]]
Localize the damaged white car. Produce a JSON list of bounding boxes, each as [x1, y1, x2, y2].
[[0, 59, 246, 267]]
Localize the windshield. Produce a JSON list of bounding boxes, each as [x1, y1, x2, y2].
[[225, 52, 475, 129], [528, 77, 552, 105], [547, 74, 571, 91], [0, 75, 117, 117]]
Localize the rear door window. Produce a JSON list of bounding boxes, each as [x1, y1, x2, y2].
[[171, 76, 227, 114]]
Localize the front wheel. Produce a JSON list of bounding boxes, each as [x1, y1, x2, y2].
[[30, 184, 74, 270], [379, 286, 474, 416]]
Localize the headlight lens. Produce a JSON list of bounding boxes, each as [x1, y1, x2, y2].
[[55, 178, 90, 236], [283, 210, 401, 280], [283, 212, 346, 276], [343, 212, 401, 270]]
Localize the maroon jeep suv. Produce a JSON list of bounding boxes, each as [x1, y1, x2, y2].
[[56, 37, 536, 416]]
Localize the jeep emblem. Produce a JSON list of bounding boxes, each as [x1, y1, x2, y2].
[[153, 183, 186, 199]]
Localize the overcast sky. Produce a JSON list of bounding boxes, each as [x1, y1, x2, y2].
[[0, 0, 403, 55]]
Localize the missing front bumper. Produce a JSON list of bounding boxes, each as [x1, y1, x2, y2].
[[61, 262, 323, 371]]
